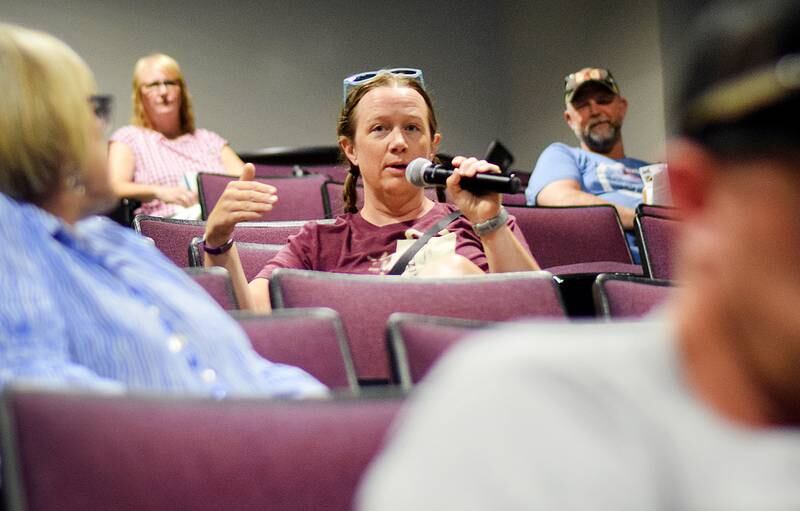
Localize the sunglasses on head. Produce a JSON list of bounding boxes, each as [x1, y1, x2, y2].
[[342, 68, 425, 102]]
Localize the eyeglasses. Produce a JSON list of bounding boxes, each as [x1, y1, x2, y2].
[[89, 94, 113, 129], [141, 79, 180, 94], [342, 68, 424, 101], [683, 53, 800, 132]]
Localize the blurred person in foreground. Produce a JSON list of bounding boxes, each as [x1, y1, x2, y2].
[[108, 53, 244, 218], [0, 23, 324, 398], [358, 1, 800, 508], [203, 69, 539, 312]]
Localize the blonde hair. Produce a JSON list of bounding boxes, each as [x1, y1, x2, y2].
[[337, 72, 438, 213], [131, 53, 196, 134], [0, 23, 96, 205]]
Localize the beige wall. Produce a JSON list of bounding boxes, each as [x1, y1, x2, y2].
[[498, 0, 666, 171], [4, 0, 666, 171]]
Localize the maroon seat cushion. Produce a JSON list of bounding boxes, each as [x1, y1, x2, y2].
[[594, 274, 673, 318], [198, 173, 328, 221], [270, 270, 565, 381], [134, 215, 333, 268], [636, 215, 679, 280], [232, 308, 357, 391], [505, 205, 633, 268], [2, 389, 401, 511], [386, 313, 495, 388]]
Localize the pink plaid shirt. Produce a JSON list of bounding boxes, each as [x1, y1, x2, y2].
[[110, 125, 229, 217]]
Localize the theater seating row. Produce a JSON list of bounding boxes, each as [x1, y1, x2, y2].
[[185, 268, 673, 387], [0, 270, 674, 511], [135, 203, 679, 279]]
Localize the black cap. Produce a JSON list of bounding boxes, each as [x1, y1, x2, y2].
[[679, 0, 800, 155]]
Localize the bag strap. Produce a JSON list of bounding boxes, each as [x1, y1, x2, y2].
[[387, 210, 462, 276]]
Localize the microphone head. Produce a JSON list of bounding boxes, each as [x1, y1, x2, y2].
[[405, 157, 432, 187]]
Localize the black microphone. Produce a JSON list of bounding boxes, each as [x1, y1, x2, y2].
[[405, 158, 522, 195]]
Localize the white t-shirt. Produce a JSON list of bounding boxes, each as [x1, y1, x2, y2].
[[357, 315, 800, 510]]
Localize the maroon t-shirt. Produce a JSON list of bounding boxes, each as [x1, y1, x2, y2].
[[254, 203, 530, 280]]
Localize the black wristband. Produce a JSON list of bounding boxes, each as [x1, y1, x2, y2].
[[202, 236, 234, 255]]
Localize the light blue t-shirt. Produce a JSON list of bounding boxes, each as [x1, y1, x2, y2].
[[525, 143, 649, 263], [0, 193, 326, 398], [525, 143, 649, 208]]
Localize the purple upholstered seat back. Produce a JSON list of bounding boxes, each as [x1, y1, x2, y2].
[[189, 239, 284, 281], [386, 313, 493, 388], [505, 205, 633, 268], [322, 182, 441, 218], [269, 270, 565, 382], [636, 204, 683, 220], [501, 192, 528, 206], [252, 163, 299, 176], [134, 215, 331, 268], [197, 173, 328, 221], [229, 242, 283, 281], [1, 388, 401, 511], [184, 267, 238, 309], [636, 214, 679, 279], [593, 273, 673, 318], [232, 308, 358, 391], [231, 220, 332, 245], [133, 215, 205, 267], [307, 164, 349, 183], [323, 181, 363, 217]]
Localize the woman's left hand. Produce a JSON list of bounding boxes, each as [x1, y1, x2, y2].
[[446, 156, 503, 225]]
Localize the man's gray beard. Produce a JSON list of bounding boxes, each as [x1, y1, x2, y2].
[[582, 124, 620, 154]]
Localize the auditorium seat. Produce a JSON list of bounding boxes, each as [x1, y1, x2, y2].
[[197, 172, 329, 221], [252, 163, 303, 177], [504, 205, 643, 317], [322, 181, 362, 218], [635, 203, 683, 220], [501, 192, 528, 206], [305, 164, 349, 183], [269, 269, 566, 384], [184, 266, 238, 310], [0, 387, 401, 511], [386, 313, 494, 389], [593, 273, 673, 319], [189, 238, 284, 281], [504, 205, 637, 272], [231, 308, 358, 392], [634, 214, 680, 280], [132, 215, 205, 267], [322, 181, 441, 218], [133, 215, 333, 267]]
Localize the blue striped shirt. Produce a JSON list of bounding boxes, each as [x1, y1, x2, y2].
[[0, 194, 326, 398]]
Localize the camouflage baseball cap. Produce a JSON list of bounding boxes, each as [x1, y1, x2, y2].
[[564, 67, 620, 104]]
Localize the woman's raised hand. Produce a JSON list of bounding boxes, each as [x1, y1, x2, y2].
[[204, 163, 278, 246]]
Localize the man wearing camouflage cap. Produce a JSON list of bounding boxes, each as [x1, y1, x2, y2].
[[526, 67, 650, 231]]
